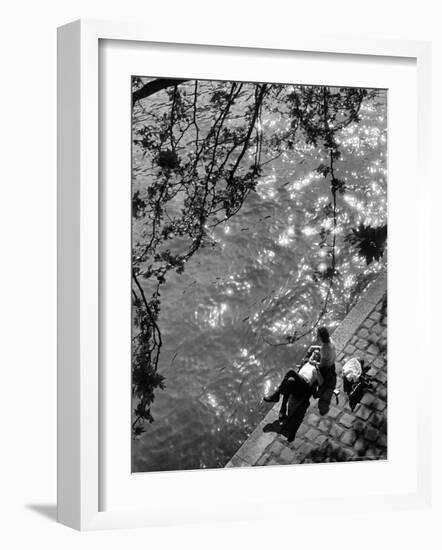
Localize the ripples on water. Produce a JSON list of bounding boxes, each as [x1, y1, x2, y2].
[[132, 86, 387, 472]]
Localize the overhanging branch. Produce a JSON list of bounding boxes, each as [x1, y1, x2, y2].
[[132, 78, 189, 105]]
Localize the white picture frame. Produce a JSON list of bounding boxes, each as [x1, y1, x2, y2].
[[57, 19, 432, 531]]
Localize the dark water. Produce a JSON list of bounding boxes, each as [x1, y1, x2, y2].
[[132, 90, 387, 472]]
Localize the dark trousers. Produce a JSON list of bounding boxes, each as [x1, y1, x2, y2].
[[278, 369, 312, 416]]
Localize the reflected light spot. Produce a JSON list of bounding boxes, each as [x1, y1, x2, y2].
[[302, 226, 316, 236], [257, 249, 276, 265], [194, 302, 229, 328]]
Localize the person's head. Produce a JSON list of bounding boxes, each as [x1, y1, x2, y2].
[[317, 326, 330, 344]]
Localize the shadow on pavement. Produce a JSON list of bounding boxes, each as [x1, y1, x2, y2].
[[263, 398, 310, 443], [304, 441, 352, 463], [317, 366, 338, 415]]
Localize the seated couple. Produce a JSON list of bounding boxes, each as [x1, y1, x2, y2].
[[264, 326, 336, 422]]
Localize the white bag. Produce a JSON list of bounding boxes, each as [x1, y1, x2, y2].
[[342, 357, 362, 383]]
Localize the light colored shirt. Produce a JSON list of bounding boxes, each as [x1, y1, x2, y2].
[[319, 340, 336, 368], [298, 362, 319, 386]]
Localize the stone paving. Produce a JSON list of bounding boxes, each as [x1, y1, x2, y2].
[[225, 272, 387, 467]]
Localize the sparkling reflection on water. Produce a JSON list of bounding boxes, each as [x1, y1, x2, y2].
[[132, 91, 387, 472]]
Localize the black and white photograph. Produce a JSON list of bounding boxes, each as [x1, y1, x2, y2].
[[3, 0, 440, 543], [130, 76, 388, 473]]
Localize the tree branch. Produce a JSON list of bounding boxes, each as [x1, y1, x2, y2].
[[132, 78, 189, 105]]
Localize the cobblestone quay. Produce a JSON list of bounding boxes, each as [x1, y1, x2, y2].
[[225, 272, 387, 467]]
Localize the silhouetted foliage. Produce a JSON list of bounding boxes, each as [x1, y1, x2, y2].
[[346, 223, 387, 264]]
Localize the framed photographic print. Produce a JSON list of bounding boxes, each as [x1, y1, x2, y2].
[[57, 19, 432, 530]]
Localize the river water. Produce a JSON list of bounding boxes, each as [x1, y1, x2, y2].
[[132, 86, 387, 472]]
